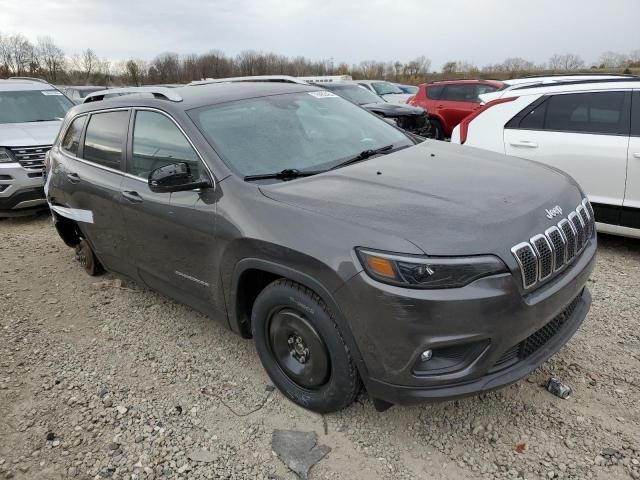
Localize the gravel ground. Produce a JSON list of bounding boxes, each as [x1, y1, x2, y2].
[[1, 214, 639, 480]]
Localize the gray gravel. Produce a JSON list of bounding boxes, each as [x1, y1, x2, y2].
[[0, 214, 639, 480]]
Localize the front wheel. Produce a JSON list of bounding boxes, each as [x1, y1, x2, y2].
[[75, 239, 103, 276], [252, 279, 361, 413]]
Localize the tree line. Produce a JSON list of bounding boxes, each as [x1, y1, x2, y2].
[[1, 32, 639, 87]]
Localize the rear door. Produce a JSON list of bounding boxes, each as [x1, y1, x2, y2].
[[623, 90, 640, 228], [503, 91, 631, 225], [64, 109, 132, 274], [120, 108, 218, 312]]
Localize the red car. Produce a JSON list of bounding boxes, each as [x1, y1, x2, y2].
[[408, 80, 504, 139]]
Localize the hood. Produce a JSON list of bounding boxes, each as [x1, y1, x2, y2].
[[0, 121, 63, 147], [259, 141, 584, 257], [362, 102, 426, 118]]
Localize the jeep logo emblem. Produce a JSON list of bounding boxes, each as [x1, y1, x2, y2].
[[545, 205, 563, 219]]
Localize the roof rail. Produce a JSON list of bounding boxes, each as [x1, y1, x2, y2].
[[83, 86, 183, 103], [511, 77, 640, 91], [520, 73, 636, 79], [7, 76, 51, 84], [189, 75, 308, 86]]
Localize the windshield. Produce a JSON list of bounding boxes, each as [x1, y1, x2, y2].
[[398, 85, 418, 94], [372, 82, 404, 95], [189, 91, 412, 178], [323, 85, 384, 105], [0, 90, 73, 124], [78, 88, 105, 98]]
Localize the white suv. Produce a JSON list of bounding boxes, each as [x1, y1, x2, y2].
[[0, 78, 73, 216], [451, 79, 640, 239]]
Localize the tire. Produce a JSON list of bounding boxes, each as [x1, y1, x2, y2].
[[75, 238, 103, 276], [429, 118, 444, 140], [252, 279, 361, 413]]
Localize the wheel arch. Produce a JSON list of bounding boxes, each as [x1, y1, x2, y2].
[[228, 258, 370, 378]]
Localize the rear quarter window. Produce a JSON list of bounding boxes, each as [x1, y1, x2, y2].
[[61, 116, 87, 156], [426, 85, 444, 100]]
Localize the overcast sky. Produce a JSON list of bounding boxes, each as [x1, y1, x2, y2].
[[1, 0, 638, 69]]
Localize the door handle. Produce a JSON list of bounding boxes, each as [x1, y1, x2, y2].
[[437, 104, 444, 108], [121, 191, 143, 203], [634, 152, 640, 159], [509, 140, 538, 148], [66, 172, 80, 184]]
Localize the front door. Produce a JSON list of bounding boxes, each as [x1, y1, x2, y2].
[[623, 90, 640, 228], [504, 90, 631, 226], [120, 109, 218, 313]]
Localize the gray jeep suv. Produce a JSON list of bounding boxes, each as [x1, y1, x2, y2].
[[46, 83, 596, 412]]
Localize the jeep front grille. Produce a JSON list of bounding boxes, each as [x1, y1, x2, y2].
[[511, 199, 595, 290], [9, 145, 51, 171]]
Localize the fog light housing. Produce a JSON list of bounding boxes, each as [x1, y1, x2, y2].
[[420, 350, 433, 361]]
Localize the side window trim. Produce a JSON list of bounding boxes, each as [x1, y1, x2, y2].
[[506, 91, 632, 136], [632, 90, 640, 137], [78, 107, 131, 172], [125, 107, 215, 187]]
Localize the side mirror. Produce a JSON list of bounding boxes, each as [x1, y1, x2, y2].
[[148, 162, 211, 193]]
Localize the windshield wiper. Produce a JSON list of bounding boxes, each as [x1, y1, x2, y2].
[[329, 144, 395, 171], [244, 168, 324, 182], [28, 119, 58, 122]]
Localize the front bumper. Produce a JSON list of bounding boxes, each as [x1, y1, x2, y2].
[[0, 163, 47, 216], [334, 238, 596, 405]]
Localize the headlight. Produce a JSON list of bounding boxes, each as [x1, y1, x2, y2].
[[0, 147, 16, 164], [356, 248, 507, 289]]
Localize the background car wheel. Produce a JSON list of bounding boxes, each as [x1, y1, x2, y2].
[[252, 279, 361, 413], [75, 238, 102, 276], [429, 118, 443, 140]]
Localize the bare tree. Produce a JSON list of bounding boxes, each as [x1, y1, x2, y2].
[[71, 48, 99, 83], [598, 51, 628, 69], [501, 57, 535, 73], [36, 36, 65, 81], [2, 34, 33, 75], [548, 53, 585, 71], [404, 56, 431, 78]]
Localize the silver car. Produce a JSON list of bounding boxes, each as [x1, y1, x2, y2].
[[0, 78, 73, 216]]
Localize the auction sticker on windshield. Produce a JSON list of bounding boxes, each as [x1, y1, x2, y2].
[[41, 91, 63, 96], [308, 91, 338, 98]]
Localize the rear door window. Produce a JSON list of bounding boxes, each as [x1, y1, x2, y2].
[[543, 92, 629, 135], [61, 115, 86, 156], [129, 110, 201, 179], [83, 110, 129, 169]]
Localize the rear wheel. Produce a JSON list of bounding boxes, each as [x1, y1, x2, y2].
[[429, 118, 444, 140], [75, 239, 102, 276], [252, 279, 361, 413]]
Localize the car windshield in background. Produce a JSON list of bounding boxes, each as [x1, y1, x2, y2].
[[398, 85, 418, 94], [373, 82, 404, 95], [323, 84, 384, 105], [189, 91, 412, 178], [0, 90, 73, 124], [78, 88, 105, 98]]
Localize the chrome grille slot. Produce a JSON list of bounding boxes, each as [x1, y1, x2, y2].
[[9, 145, 51, 171], [511, 199, 593, 290], [531, 234, 553, 280], [512, 243, 538, 289], [545, 226, 566, 271], [559, 219, 577, 262], [568, 212, 585, 252], [577, 205, 591, 239]]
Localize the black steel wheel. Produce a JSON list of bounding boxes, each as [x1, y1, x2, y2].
[[252, 279, 361, 413], [267, 307, 330, 389]]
